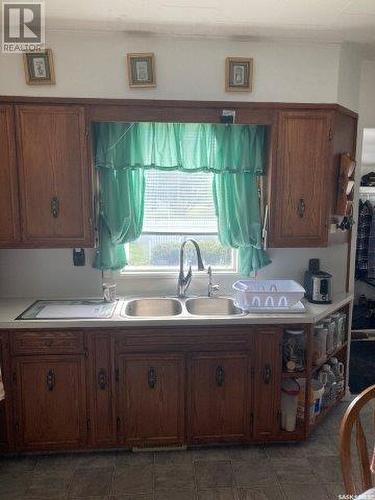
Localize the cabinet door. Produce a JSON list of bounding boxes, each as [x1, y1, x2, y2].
[[0, 105, 20, 246], [16, 105, 93, 246], [87, 334, 116, 447], [189, 353, 250, 443], [271, 111, 332, 247], [253, 329, 282, 438], [118, 354, 185, 447], [14, 355, 87, 450], [0, 332, 13, 451]]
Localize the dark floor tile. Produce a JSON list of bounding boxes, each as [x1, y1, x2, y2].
[[155, 489, 196, 500], [35, 454, 78, 473], [115, 451, 154, 467], [271, 457, 318, 485], [195, 461, 234, 489], [197, 488, 239, 500], [0, 472, 33, 499], [237, 485, 284, 500], [154, 450, 193, 465], [281, 483, 329, 500], [0, 456, 37, 474], [308, 455, 343, 484], [111, 465, 153, 495], [110, 495, 153, 500], [70, 467, 113, 497], [227, 445, 268, 462], [75, 453, 115, 470], [232, 461, 277, 488], [324, 482, 346, 500], [154, 463, 195, 491], [193, 448, 230, 462], [27, 472, 71, 498]]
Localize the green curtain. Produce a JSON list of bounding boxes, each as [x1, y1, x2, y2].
[[95, 122, 265, 174], [213, 173, 271, 275], [94, 121, 271, 274]]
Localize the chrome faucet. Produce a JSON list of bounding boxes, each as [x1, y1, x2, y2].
[[207, 266, 220, 297], [177, 239, 205, 298]]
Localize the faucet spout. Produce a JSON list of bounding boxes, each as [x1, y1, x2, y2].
[[177, 239, 205, 298]]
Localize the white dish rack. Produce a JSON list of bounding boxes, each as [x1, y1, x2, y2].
[[233, 279, 305, 312]]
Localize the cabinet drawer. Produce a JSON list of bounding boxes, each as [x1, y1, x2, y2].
[[11, 331, 84, 355]]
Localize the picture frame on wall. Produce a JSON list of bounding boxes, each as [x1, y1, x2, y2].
[[23, 49, 55, 85], [127, 53, 156, 88], [225, 57, 253, 92]]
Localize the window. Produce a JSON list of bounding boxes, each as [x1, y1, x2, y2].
[[125, 169, 236, 272]]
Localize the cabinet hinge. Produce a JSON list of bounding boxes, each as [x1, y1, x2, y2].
[[116, 417, 121, 432], [12, 371, 17, 385], [84, 348, 89, 359], [328, 128, 333, 141], [115, 368, 119, 382], [277, 410, 282, 426], [86, 419, 91, 432]]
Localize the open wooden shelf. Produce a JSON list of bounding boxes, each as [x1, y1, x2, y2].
[[311, 342, 348, 376]]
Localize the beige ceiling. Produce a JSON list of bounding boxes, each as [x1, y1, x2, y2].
[[45, 0, 375, 44]]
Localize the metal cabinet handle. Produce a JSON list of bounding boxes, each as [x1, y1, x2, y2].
[[97, 369, 107, 390], [46, 369, 55, 391], [51, 197, 60, 218], [215, 366, 225, 387], [297, 198, 305, 218], [148, 367, 156, 389], [263, 364, 272, 385]]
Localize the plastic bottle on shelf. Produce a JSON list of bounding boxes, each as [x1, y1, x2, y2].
[[319, 364, 337, 408], [322, 318, 336, 355], [330, 313, 341, 349], [312, 324, 328, 365], [330, 357, 345, 396]]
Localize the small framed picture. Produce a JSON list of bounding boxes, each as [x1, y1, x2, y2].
[[225, 57, 253, 92], [127, 53, 156, 88], [23, 49, 55, 85]]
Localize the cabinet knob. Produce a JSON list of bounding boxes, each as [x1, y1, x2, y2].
[[215, 366, 225, 387], [97, 368, 107, 390], [297, 198, 305, 218], [46, 369, 55, 391], [148, 367, 156, 389], [51, 197, 60, 218], [263, 364, 272, 385]]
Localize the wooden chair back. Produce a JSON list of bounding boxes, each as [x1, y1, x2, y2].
[[340, 385, 375, 495]]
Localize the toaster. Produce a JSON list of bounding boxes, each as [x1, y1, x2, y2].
[[304, 259, 332, 304]]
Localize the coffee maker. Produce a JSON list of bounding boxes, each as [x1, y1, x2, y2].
[[304, 259, 332, 304]]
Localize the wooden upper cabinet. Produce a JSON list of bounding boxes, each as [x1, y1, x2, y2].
[[270, 111, 333, 247], [253, 328, 282, 439], [0, 105, 20, 246], [189, 352, 250, 443], [117, 354, 185, 447], [15, 105, 93, 246]]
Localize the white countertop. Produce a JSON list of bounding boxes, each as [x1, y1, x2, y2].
[[0, 293, 353, 329]]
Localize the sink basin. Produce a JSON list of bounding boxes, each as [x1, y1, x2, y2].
[[185, 297, 243, 316], [124, 298, 182, 317]]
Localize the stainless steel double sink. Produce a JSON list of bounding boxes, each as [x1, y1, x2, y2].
[[122, 296, 244, 318]]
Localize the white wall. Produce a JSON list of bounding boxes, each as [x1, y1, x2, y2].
[[0, 31, 341, 102], [0, 32, 361, 299]]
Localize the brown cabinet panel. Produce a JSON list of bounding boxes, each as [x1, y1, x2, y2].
[[11, 330, 84, 355], [15, 105, 93, 246], [87, 334, 116, 447], [0, 105, 20, 246], [271, 111, 332, 247], [0, 332, 13, 451], [189, 353, 250, 443], [253, 329, 282, 438], [14, 355, 87, 450], [118, 354, 185, 447]]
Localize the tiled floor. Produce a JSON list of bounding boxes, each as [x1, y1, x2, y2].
[[0, 400, 372, 500]]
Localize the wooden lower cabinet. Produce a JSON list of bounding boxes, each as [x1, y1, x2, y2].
[[13, 355, 87, 451], [253, 329, 282, 438], [188, 352, 250, 443], [117, 353, 185, 447]]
